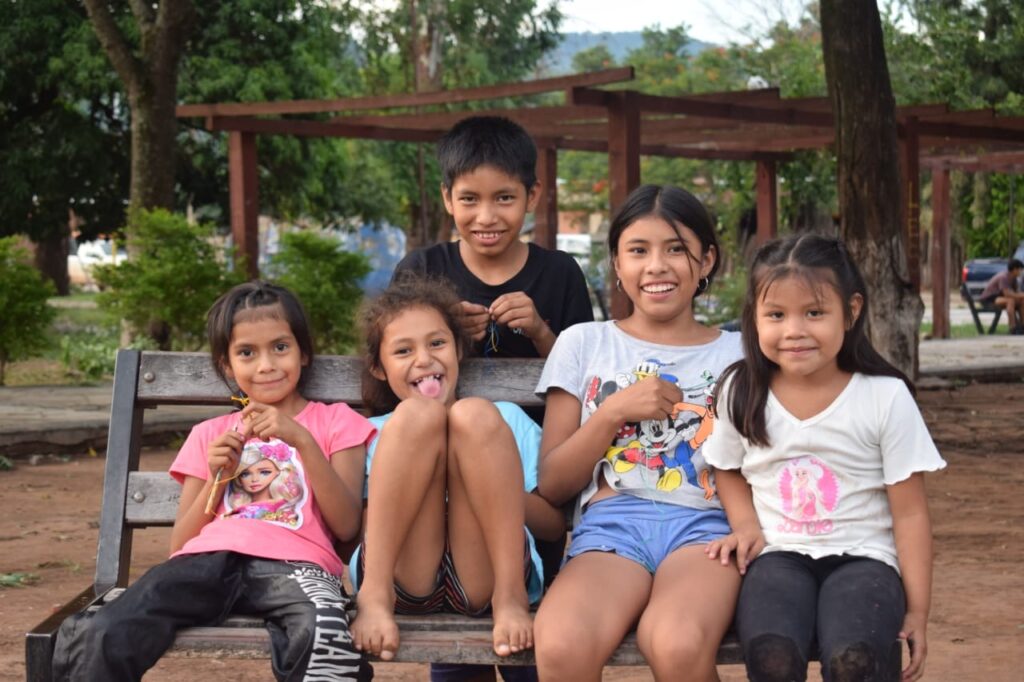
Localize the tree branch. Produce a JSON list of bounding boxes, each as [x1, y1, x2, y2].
[[151, 0, 197, 83], [82, 0, 144, 96]]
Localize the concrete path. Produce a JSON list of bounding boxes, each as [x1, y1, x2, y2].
[[2, 337, 1022, 457]]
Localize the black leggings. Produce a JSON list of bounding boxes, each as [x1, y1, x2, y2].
[[736, 551, 905, 682]]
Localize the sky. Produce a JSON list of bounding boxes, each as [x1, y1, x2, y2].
[[557, 0, 810, 44]]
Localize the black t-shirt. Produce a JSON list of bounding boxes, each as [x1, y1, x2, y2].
[[393, 241, 594, 359]]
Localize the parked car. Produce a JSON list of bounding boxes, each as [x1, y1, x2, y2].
[[68, 238, 127, 288], [961, 240, 1024, 300]]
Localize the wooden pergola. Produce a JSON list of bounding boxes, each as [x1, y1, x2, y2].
[[176, 67, 1024, 331]]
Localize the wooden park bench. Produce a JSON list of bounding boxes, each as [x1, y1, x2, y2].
[[961, 282, 1004, 334], [26, 349, 751, 680]]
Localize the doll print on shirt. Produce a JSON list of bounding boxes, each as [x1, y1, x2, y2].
[[586, 358, 717, 498], [221, 439, 307, 528], [777, 455, 839, 536]]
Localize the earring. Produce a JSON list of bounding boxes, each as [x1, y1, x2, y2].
[[696, 276, 710, 294], [615, 278, 623, 292]]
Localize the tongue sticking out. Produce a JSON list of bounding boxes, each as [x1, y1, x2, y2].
[[415, 376, 442, 399]]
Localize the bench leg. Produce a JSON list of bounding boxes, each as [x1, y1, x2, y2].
[[987, 309, 1003, 334], [25, 632, 55, 682], [966, 303, 985, 334]]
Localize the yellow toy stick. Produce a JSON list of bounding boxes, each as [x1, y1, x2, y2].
[[204, 394, 251, 514]]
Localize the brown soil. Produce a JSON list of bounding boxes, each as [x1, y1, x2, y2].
[[2, 382, 1022, 681]]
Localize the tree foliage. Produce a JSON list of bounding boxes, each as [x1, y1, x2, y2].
[[269, 231, 371, 355], [94, 210, 244, 350], [0, 237, 56, 385], [0, 0, 129, 244]]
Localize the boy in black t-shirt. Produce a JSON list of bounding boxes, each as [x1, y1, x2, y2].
[[391, 116, 592, 682], [393, 116, 593, 360]]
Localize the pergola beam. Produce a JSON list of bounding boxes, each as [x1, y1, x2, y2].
[[179, 67, 634, 118], [570, 87, 835, 127]]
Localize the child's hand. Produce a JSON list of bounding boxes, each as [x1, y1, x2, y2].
[[206, 425, 248, 479], [241, 401, 312, 448], [457, 301, 490, 341], [489, 292, 550, 340], [899, 612, 928, 681], [606, 376, 682, 423], [705, 524, 765, 575]]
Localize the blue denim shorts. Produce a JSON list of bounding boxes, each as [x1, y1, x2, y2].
[[567, 495, 731, 573]]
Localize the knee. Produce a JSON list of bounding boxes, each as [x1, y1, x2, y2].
[[744, 633, 806, 682], [825, 641, 882, 682], [534, 613, 596, 676], [638, 621, 713, 673], [392, 396, 448, 437], [448, 397, 503, 439]]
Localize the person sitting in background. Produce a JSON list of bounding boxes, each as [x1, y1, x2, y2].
[[979, 258, 1024, 334]]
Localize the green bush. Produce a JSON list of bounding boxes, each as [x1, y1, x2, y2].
[[95, 210, 244, 350], [270, 231, 370, 354], [0, 237, 56, 385]]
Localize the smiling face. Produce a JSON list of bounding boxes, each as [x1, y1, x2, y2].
[[224, 307, 307, 413], [612, 216, 715, 325], [442, 164, 539, 261], [373, 305, 460, 407], [755, 273, 862, 384], [239, 458, 278, 496]]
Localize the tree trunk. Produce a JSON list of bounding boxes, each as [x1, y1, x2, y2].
[[82, 0, 196, 215], [33, 230, 70, 296], [821, 0, 921, 378], [128, 79, 180, 211], [408, 0, 445, 245]]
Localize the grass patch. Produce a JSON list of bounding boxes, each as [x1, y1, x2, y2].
[[920, 323, 989, 339], [0, 572, 40, 588]]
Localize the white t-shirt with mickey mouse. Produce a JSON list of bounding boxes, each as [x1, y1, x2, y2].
[[536, 321, 744, 522], [703, 373, 946, 573]]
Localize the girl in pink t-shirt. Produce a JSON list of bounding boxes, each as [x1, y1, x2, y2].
[[53, 282, 374, 682]]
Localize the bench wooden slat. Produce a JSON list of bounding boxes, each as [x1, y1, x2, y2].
[[136, 352, 546, 407]]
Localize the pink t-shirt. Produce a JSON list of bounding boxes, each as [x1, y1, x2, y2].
[[169, 401, 375, 575]]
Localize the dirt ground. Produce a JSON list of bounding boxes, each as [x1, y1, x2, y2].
[[2, 382, 1022, 681]]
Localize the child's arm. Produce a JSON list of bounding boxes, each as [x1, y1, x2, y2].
[[705, 468, 765, 574], [524, 490, 567, 542], [489, 292, 556, 357], [242, 402, 364, 541], [887, 472, 933, 682], [170, 426, 247, 553], [538, 378, 681, 505]]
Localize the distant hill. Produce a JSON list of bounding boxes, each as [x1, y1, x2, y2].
[[545, 31, 713, 74]]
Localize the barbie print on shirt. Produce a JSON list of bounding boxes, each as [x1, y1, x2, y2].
[[222, 438, 307, 527]]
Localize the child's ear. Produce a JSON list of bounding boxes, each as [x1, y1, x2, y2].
[[368, 362, 387, 382], [848, 293, 864, 328], [700, 244, 718, 278], [525, 182, 541, 212], [440, 184, 455, 215]]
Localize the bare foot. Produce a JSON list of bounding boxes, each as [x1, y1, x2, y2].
[[351, 588, 400, 661], [490, 591, 533, 657]]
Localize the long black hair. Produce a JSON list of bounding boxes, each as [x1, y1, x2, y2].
[[714, 234, 913, 447]]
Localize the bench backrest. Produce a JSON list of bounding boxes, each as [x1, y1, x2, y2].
[[100, 349, 545, 592]]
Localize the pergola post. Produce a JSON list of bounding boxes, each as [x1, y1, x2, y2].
[[755, 159, 778, 245], [229, 130, 260, 279], [608, 91, 641, 319], [899, 116, 921, 292], [533, 141, 558, 250], [931, 167, 951, 339]]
